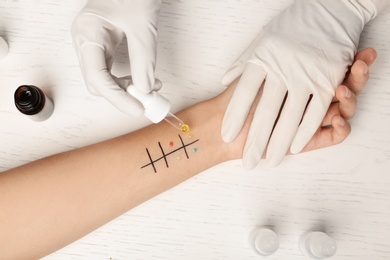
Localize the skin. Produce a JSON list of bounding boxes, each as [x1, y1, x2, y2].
[[0, 48, 376, 259], [303, 48, 376, 152]]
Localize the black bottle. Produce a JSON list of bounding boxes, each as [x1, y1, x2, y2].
[[14, 85, 54, 121]]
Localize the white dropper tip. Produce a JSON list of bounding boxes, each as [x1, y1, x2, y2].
[[164, 112, 189, 132]]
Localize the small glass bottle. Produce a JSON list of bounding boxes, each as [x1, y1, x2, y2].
[[299, 231, 337, 259], [249, 227, 280, 256], [14, 85, 54, 121]]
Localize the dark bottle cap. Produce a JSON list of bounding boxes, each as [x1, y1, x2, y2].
[[14, 85, 46, 115]]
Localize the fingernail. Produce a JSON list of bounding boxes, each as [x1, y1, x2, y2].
[[369, 53, 377, 63], [338, 117, 346, 126], [362, 64, 368, 75], [344, 87, 352, 99]]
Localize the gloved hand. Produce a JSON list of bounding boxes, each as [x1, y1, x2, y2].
[[221, 0, 380, 169], [72, 0, 162, 116]]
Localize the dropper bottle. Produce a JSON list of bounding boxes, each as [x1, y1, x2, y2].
[[249, 227, 279, 257], [14, 85, 54, 121], [126, 86, 189, 132], [299, 231, 337, 259]]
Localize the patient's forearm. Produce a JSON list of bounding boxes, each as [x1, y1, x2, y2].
[[0, 64, 359, 258], [0, 85, 239, 259]]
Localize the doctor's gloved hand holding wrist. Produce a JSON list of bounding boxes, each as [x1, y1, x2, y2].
[[221, 0, 389, 169], [71, 0, 162, 117]]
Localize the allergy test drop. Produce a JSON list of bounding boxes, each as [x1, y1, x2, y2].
[[164, 112, 190, 133]]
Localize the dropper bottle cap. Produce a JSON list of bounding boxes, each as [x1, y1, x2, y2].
[[126, 85, 170, 123], [249, 228, 279, 256], [124, 79, 189, 132], [299, 231, 337, 259]]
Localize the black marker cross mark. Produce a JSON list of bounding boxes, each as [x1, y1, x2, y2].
[[141, 134, 200, 173]]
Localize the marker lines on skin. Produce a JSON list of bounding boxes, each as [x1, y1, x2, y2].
[[145, 147, 156, 173], [141, 134, 199, 173], [178, 134, 189, 159], [158, 142, 169, 168]]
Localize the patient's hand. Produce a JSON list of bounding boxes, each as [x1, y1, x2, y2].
[[300, 48, 377, 153], [216, 48, 377, 161]]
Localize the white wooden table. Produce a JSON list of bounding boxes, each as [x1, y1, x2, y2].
[[1, 1, 390, 259]]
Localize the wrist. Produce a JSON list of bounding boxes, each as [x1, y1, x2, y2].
[[175, 83, 247, 164]]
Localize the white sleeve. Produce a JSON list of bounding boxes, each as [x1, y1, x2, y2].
[[350, 0, 390, 23], [368, 0, 390, 13]]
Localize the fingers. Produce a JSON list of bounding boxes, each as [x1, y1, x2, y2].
[[322, 85, 357, 126], [266, 92, 311, 167], [355, 47, 377, 67], [221, 63, 246, 86], [336, 85, 357, 119], [300, 114, 351, 153], [281, 48, 377, 158], [79, 45, 144, 116], [300, 47, 376, 152], [345, 47, 377, 95], [221, 33, 265, 86], [322, 48, 377, 126], [242, 76, 287, 170], [345, 60, 369, 95], [221, 63, 267, 143], [127, 28, 159, 93], [290, 94, 332, 154]]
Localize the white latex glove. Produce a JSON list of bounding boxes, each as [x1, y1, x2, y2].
[[221, 0, 381, 169], [72, 0, 161, 116]]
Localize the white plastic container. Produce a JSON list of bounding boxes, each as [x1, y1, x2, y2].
[[249, 227, 279, 256], [299, 231, 337, 259]]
